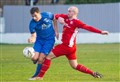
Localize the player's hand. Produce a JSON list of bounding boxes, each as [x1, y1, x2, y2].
[[58, 17, 66, 25], [101, 31, 109, 35], [28, 37, 36, 43]]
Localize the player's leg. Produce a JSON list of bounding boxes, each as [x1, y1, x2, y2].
[[66, 50, 94, 76], [29, 52, 40, 79], [31, 53, 46, 78], [69, 59, 94, 75], [67, 52, 103, 78], [31, 64, 42, 77], [36, 44, 67, 80], [29, 41, 42, 79], [38, 53, 46, 64], [37, 51, 56, 79], [31, 39, 55, 79], [32, 40, 42, 64], [28, 52, 55, 80], [36, 40, 56, 78], [31, 52, 39, 63], [69, 60, 103, 78]]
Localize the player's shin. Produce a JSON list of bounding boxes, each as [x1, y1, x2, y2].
[[37, 58, 51, 77], [76, 64, 94, 76], [32, 64, 42, 77]]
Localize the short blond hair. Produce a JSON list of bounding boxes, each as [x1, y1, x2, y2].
[[68, 6, 79, 15]]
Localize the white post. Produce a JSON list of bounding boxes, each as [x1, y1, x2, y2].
[[30, 0, 34, 6], [0, 17, 5, 33]]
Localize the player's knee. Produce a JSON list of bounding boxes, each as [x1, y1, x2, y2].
[[31, 56, 37, 60], [71, 65, 76, 69], [38, 56, 45, 64], [70, 64, 78, 69], [31, 54, 39, 61], [46, 52, 56, 60], [37, 57, 43, 63], [37, 60, 43, 64]]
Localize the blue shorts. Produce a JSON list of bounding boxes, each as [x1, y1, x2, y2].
[[33, 38, 55, 56]]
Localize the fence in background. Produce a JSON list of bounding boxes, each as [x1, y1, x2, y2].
[[0, 3, 120, 44], [3, 3, 120, 33]]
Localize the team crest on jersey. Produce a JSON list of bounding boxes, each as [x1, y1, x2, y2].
[[44, 18, 49, 22], [70, 21, 73, 24], [42, 24, 47, 29], [42, 23, 51, 29], [41, 18, 51, 29]]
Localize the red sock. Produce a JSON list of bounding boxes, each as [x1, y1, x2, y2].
[[37, 58, 51, 77], [76, 64, 94, 76]]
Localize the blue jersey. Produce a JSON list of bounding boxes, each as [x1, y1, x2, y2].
[[29, 12, 55, 40]]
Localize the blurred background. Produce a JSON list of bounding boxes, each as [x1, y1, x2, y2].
[[0, 0, 120, 44]]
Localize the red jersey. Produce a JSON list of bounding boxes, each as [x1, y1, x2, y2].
[[55, 14, 102, 47]]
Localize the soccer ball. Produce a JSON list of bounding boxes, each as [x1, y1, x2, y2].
[[23, 47, 35, 58]]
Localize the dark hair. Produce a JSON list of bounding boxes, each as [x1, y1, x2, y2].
[[30, 7, 40, 14]]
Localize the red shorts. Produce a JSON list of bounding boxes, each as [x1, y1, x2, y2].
[[52, 43, 76, 60]]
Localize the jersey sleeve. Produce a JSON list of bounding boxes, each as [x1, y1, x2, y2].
[[75, 20, 102, 34], [29, 20, 36, 34], [41, 12, 54, 20], [47, 12, 54, 20], [54, 14, 68, 19]]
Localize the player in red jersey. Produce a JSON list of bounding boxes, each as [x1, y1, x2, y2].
[[32, 6, 109, 80]]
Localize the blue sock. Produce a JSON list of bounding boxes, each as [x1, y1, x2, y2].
[[32, 64, 42, 77]]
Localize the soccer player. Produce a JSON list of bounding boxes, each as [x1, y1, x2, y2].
[[28, 7, 58, 80], [33, 6, 109, 80]]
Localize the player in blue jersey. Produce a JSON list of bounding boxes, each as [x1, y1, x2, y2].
[[28, 7, 58, 80]]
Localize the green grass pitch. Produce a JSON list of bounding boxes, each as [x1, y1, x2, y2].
[[0, 43, 119, 82]]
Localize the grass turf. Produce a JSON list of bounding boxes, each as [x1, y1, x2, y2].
[[0, 43, 119, 82]]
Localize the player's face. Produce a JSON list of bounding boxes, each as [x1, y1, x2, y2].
[[31, 12, 41, 22], [67, 8, 74, 18]]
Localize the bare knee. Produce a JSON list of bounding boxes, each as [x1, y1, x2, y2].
[[46, 52, 56, 60], [32, 56, 38, 61], [69, 60, 78, 69], [31, 53, 39, 61], [70, 64, 77, 69], [38, 58, 44, 64], [37, 60, 43, 64], [38, 53, 46, 64]]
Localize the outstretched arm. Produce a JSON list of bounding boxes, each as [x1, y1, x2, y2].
[[82, 25, 109, 35], [76, 20, 109, 35]]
